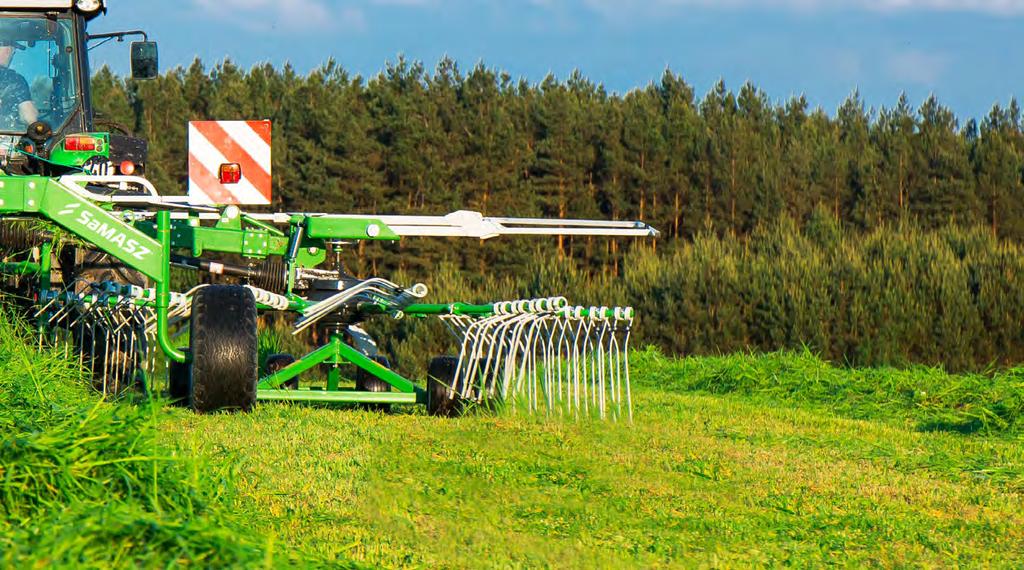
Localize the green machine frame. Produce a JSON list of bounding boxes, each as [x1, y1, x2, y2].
[[0, 174, 434, 405]]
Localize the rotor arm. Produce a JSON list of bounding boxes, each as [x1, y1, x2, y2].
[[272, 210, 660, 240], [376, 211, 659, 239]]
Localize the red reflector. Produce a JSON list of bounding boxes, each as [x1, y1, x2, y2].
[[119, 160, 136, 176], [219, 162, 242, 184], [64, 135, 100, 152]]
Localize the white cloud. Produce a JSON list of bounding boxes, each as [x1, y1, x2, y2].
[[868, 0, 1024, 14], [370, 0, 434, 5], [577, 0, 1024, 16], [191, 0, 364, 32]]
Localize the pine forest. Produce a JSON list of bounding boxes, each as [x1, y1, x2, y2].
[[91, 59, 1024, 371]]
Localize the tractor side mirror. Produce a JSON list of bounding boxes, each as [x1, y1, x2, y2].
[[130, 41, 158, 80]]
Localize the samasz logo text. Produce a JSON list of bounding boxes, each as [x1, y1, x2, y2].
[[74, 210, 152, 261]]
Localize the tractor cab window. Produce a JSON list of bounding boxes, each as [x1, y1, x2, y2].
[[0, 17, 77, 132]]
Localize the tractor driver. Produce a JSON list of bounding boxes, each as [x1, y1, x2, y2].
[[0, 39, 38, 127]]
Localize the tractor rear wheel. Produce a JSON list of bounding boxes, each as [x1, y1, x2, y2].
[[355, 355, 392, 412], [426, 355, 462, 417], [189, 285, 258, 413]]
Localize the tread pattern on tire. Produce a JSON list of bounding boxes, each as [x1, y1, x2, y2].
[[426, 355, 462, 417], [189, 285, 258, 413], [356, 355, 392, 412], [355, 355, 392, 392]]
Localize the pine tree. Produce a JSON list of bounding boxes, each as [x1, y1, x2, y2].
[[735, 82, 782, 232], [698, 80, 739, 233], [776, 96, 817, 223], [658, 70, 702, 239], [621, 86, 665, 239], [836, 92, 881, 229], [913, 96, 979, 227], [873, 94, 918, 222], [974, 102, 1024, 239]]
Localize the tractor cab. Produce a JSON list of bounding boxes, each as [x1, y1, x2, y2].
[[0, 1, 156, 176]]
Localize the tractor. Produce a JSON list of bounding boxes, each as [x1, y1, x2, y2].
[[0, 1, 656, 418]]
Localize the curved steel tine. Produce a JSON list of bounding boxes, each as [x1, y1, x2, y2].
[[111, 326, 123, 393], [591, 316, 608, 418], [101, 323, 112, 395], [33, 295, 61, 319], [430, 299, 633, 420], [623, 316, 633, 422], [87, 319, 98, 374], [607, 320, 623, 419]]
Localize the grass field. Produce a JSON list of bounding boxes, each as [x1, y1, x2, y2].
[[167, 350, 1024, 568], [3, 316, 1024, 567]]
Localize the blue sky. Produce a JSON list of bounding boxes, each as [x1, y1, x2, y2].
[[89, 1, 1024, 122]]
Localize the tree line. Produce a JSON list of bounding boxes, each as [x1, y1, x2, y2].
[[89, 58, 1024, 276], [89, 59, 1024, 368], [374, 217, 1024, 373]]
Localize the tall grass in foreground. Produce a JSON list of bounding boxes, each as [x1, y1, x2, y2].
[[0, 312, 317, 568]]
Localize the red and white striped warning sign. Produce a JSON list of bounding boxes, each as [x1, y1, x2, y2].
[[188, 120, 272, 205]]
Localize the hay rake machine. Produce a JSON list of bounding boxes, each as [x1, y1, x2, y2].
[[0, 1, 657, 418]]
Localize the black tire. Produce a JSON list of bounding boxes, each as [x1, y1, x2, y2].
[[265, 353, 299, 390], [355, 355, 392, 412], [426, 356, 462, 417], [168, 349, 191, 406], [189, 285, 258, 413], [471, 358, 503, 412], [70, 249, 149, 294]]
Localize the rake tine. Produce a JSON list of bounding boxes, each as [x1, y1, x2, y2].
[[594, 312, 608, 417], [437, 298, 632, 420], [33, 295, 60, 320]]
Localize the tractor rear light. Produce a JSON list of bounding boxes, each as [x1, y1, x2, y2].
[[119, 160, 136, 176], [219, 162, 241, 184], [64, 135, 102, 152]]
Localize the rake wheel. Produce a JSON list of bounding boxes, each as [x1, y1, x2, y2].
[[355, 355, 392, 412], [68, 256, 149, 395], [426, 355, 462, 417], [70, 308, 147, 397], [189, 285, 258, 413]]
